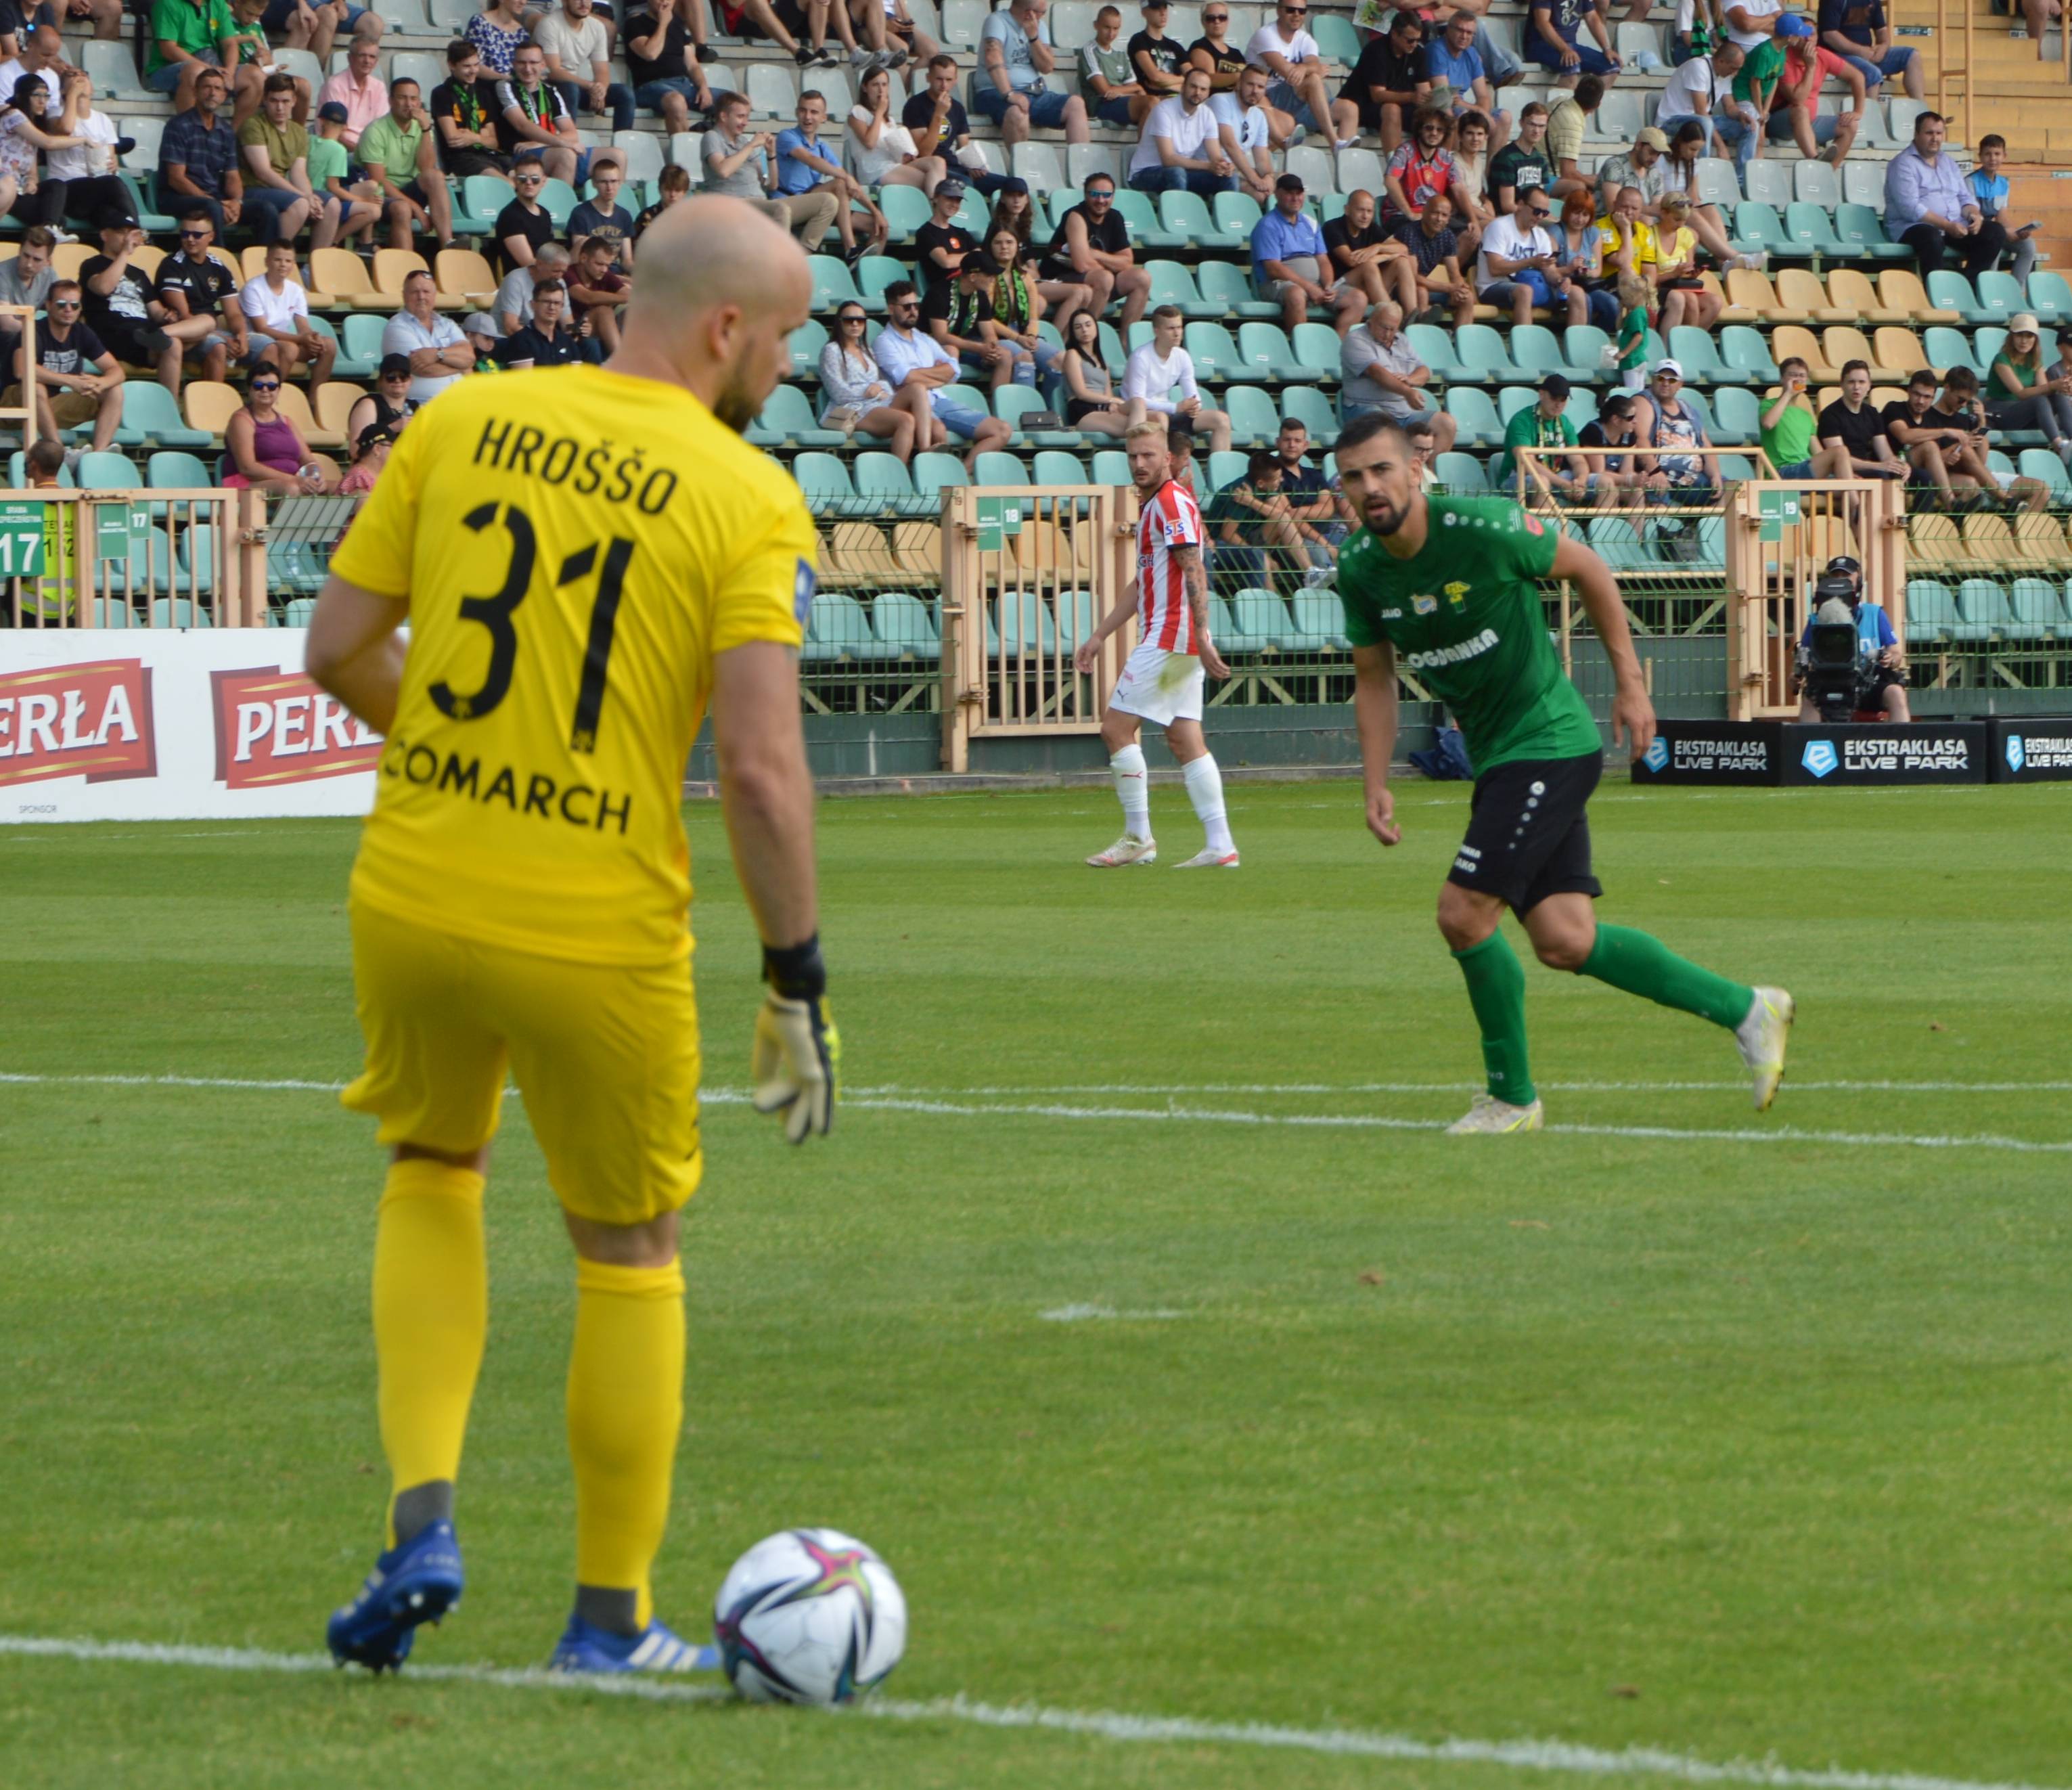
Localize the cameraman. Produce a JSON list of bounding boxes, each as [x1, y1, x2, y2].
[[1794, 555, 1911, 723]]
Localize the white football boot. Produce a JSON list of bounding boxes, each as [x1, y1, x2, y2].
[[1171, 848, 1240, 869], [1445, 1093, 1545, 1135], [1734, 985, 1795, 1111], [1086, 834, 1157, 868]]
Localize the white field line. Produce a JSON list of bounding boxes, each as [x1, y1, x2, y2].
[[860, 1081, 2072, 1097], [1038, 1304, 1188, 1322], [0, 1634, 2058, 1790], [3, 1072, 2069, 1157]]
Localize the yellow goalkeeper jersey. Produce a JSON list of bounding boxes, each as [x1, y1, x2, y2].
[[330, 365, 814, 966]]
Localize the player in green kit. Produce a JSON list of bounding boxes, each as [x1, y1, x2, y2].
[[1332, 415, 1795, 1134]]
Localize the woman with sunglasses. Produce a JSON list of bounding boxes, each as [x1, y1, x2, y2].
[[845, 65, 946, 198], [1060, 309, 1125, 436], [0, 74, 81, 232], [224, 370, 337, 493], [346, 351, 418, 451], [818, 304, 935, 462]]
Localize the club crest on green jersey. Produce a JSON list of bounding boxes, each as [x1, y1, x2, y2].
[[1413, 594, 1437, 615], [1444, 581, 1470, 611]]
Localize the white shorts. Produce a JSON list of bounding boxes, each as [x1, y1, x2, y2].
[[1110, 640, 1204, 727]]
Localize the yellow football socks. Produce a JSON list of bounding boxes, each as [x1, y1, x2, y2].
[[371, 1157, 488, 1545], [567, 1257, 686, 1630]]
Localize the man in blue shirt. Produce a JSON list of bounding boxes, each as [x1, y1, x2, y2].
[[775, 89, 879, 261], [975, 0, 1089, 148], [1815, 0, 1922, 99], [1422, 9, 1508, 141], [1884, 109, 2006, 279], [1251, 172, 1365, 332], [1525, 0, 1623, 81], [1795, 555, 1910, 721]]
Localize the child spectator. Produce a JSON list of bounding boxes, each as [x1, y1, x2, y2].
[[568, 158, 637, 267], [1615, 270, 1650, 391], [634, 160, 689, 238], [1968, 135, 2037, 286], [339, 420, 392, 492]]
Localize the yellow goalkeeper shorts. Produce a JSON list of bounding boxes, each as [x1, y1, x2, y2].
[[342, 902, 703, 1226]]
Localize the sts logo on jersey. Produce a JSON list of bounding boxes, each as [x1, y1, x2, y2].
[[793, 558, 817, 629]]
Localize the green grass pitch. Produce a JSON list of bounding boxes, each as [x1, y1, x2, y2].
[[3, 779, 2071, 1789]]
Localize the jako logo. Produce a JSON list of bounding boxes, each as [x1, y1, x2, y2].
[[2007, 734, 2027, 773], [1802, 740, 1838, 778], [1642, 736, 1669, 772]]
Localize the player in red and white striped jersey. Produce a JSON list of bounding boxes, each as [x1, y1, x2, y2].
[[1071, 420, 1240, 869]]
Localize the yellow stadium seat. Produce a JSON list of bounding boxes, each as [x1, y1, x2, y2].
[[1824, 328, 1908, 385], [182, 380, 242, 438], [892, 520, 939, 577], [1778, 267, 1851, 323], [1872, 327, 1931, 378], [434, 247, 497, 305], [1908, 513, 1965, 570], [1726, 267, 1799, 323], [311, 247, 385, 309], [1875, 268, 1960, 327], [131, 244, 166, 279], [274, 382, 341, 449], [52, 242, 91, 281], [1828, 268, 1908, 326], [371, 248, 428, 299], [1962, 514, 2017, 566], [820, 521, 896, 589], [1701, 269, 1746, 325], [1772, 326, 1836, 382], [238, 245, 270, 282], [314, 381, 366, 439], [2012, 508, 2072, 570]]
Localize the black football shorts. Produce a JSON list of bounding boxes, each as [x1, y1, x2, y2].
[[1447, 751, 1604, 915]]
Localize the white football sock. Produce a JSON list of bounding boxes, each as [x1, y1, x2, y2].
[[1109, 744, 1150, 839], [1182, 753, 1233, 855]]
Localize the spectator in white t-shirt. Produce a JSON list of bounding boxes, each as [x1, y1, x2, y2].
[[239, 241, 336, 390], [1654, 40, 1755, 164], [1127, 66, 1236, 196], [1245, 0, 1359, 145], [1214, 62, 1281, 205], [1121, 302, 1232, 449], [1477, 185, 1581, 327], [1722, 0, 1783, 49]]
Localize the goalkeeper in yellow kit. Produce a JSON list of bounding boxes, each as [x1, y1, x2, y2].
[[305, 195, 836, 1676]]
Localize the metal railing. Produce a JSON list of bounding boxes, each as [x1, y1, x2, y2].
[[0, 486, 268, 628]]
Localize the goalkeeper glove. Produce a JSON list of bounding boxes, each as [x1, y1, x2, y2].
[[752, 935, 839, 1144]]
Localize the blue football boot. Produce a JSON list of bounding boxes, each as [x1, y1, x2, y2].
[[547, 1613, 719, 1674], [326, 1519, 465, 1672]]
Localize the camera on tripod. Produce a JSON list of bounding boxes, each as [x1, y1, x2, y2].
[[1803, 579, 1866, 725]]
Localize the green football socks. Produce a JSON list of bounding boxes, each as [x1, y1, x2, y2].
[[1454, 932, 1536, 1106], [1579, 923, 1755, 1031]]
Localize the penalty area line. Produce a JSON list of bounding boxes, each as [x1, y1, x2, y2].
[[0, 1634, 2058, 1790]]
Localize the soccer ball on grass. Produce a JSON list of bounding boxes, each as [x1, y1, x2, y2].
[[713, 1527, 907, 1705]]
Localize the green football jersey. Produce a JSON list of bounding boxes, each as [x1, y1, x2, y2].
[[1337, 495, 1604, 774]]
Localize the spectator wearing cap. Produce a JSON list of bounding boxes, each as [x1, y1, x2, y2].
[[157, 64, 244, 239], [1771, 11, 1863, 165], [1816, 0, 1922, 101], [1478, 185, 1585, 328], [81, 215, 203, 395], [1495, 372, 1588, 497], [1121, 302, 1233, 451], [462, 310, 504, 371], [1885, 109, 2008, 279], [913, 175, 976, 290], [495, 276, 587, 367], [975, 0, 1092, 150], [339, 420, 392, 493], [1127, 64, 1236, 196], [1035, 171, 1152, 333], [310, 99, 384, 248], [1525, 0, 1623, 85], [1251, 172, 1364, 334], [1133, 0, 1188, 102], [1341, 298, 1458, 451], [1594, 125, 1669, 220], [1987, 312, 2072, 466], [347, 351, 417, 447], [1634, 356, 1715, 499], [924, 250, 1035, 393]]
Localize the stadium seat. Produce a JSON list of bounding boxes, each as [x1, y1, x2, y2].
[[1824, 328, 1904, 383], [792, 451, 857, 512], [1204, 191, 1260, 251], [1224, 384, 1280, 447], [2010, 514, 2071, 579], [1334, 146, 1386, 196], [1198, 258, 1277, 318], [1226, 587, 1294, 652], [1870, 327, 1931, 379], [846, 254, 903, 313], [1311, 9, 1361, 60], [1235, 322, 1303, 382], [1709, 386, 1759, 445], [1169, 321, 1232, 380], [787, 317, 829, 379], [1730, 202, 1791, 260], [1874, 268, 1957, 326], [1444, 386, 1502, 447], [456, 175, 512, 234], [1976, 272, 2027, 324], [1770, 327, 1834, 382], [1290, 323, 1339, 379], [1793, 160, 1841, 210], [1953, 579, 2014, 642], [1456, 323, 1529, 383], [1090, 449, 1129, 486], [1962, 514, 2021, 573], [853, 450, 915, 506], [313, 385, 363, 439], [1067, 143, 1123, 189], [804, 591, 874, 663], [1284, 144, 1336, 195], [972, 451, 1029, 487], [1110, 189, 1167, 247], [270, 384, 337, 450], [1782, 202, 1846, 260], [1434, 451, 1489, 495], [1690, 158, 1738, 213], [150, 595, 210, 629], [994, 587, 1054, 654], [1280, 384, 1337, 445], [2028, 271, 2072, 326], [1508, 323, 1569, 382], [611, 131, 664, 189], [912, 451, 968, 498], [1010, 141, 1065, 194], [750, 386, 845, 448], [1836, 200, 1907, 260], [373, 248, 447, 305], [311, 248, 384, 310], [1741, 160, 1793, 210], [434, 248, 497, 305], [744, 62, 796, 118], [871, 591, 939, 658], [1409, 323, 1468, 380], [9, 451, 70, 487], [995, 386, 1080, 447], [1560, 323, 1614, 381], [1205, 449, 1248, 491], [807, 254, 865, 312], [83, 38, 146, 99], [181, 382, 242, 439], [1146, 260, 1219, 319], [1287, 587, 1349, 650], [1824, 267, 1903, 325], [1926, 271, 1994, 325], [1726, 267, 1798, 323], [1720, 325, 1780, 383], [2018, 447, 2071, 494], [1034, 449, 1091, 486], [147, 449, 213, 490], [1922, 326, 1981, 378], [2010, 577, 2071, 635], [1155, 190, 1217, 252], [1667, 326, 1728, 386], [1496, 385, 1537, 424]]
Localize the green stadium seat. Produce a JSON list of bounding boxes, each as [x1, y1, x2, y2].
[[1904, 578, 1956, 643], [120, 171, 173, 232], [1179, 321, 1239, 379], [1717, 453, 1757, 482], [1054, 588, 1101, 650], [879, 185, 930, 241], [1444, 386, 1502, 446], [1033, 449, 1091, 485], [1926, 271, 1992, 324], [1589, 516, 1648, 569], [854, 254, 909, 311], [1109, 189, 1167, 247], [455, 175, 507, 233], [77, 451, 139, 489], [1835, 201, 1908, 260], [788, 317, 830, 379], [2017, 447, 2070, 493], [1922, 326, 1981, 378], [342, 312, 388, 367], [2006, 579, 2060, 642], [1289, 587, 1349, 649], [805, 591, 875, 663], [1045, 186, 1082, 230], [1146, 260, 1220, 319], [750, 386, 845, 448], [1311, 10, 1361, 59], [1206, 449, 1248, 489], [1731, 202, 1792, 259], [1562, 322, 1614, 379], [1197, 258, 1278, 318], [1281, 384, 1338, 444], [1496, 386, 1537, 424], [1976, 272, 2027, 323], [149, 595, 209, 627], [1741, 159, 1793, 210], [112, 381, 212, 449], [913, 451, 968, 497], [148, 449, 212, 488], [2027, 271, 2072, 326], [1669, 326, 1730, 386], [972, 451, 1029, 487], [1711, 386, 1759, 445], [1090, 449, 1129, 485], [1234, 321, 1304, 382], [1407, 323, 1467, 380], [538, 178, 578, 226], [995, 587, 1056, 652], [1509, 324, 1569, 382], [1563, 386, 1599, 431], [1455, 323, 1531, 383], [1783, 201, 1844, 257], [792, 451, 857, 512], [1206, 592, 1251, 652], [279, 596, 317, 627], [1224, 384, 1280, 446], [1099, 322, 1127, 369], [1434, 451, 1489, 494], [1290, 323, 1341, 379], [1720, 325, 1780, 383], [1228, 587, 1295, 650], [994, 386, 1080, 447], [1157, 190, 1218, 250], [1954, 579, 2012, 642], [872, 591, 939, 656], [174, 526, 216, 594], [808, 254, 865, 312], [1211, 190, 1263, 247], [855, 451, 917, 508]]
